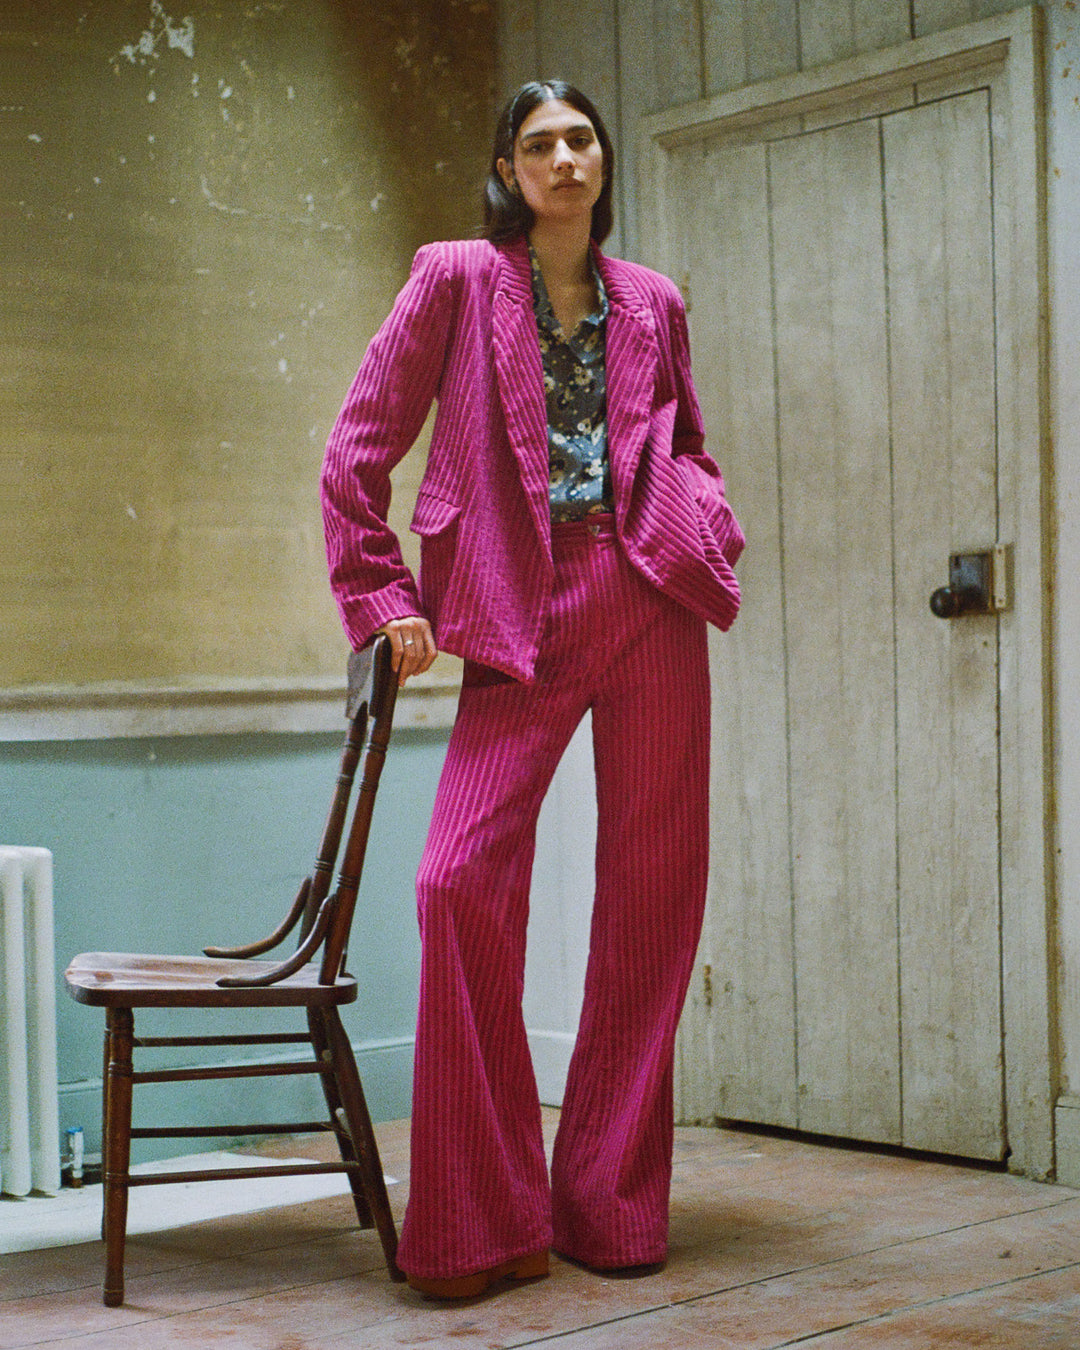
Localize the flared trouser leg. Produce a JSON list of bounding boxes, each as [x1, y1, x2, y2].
[[395, 665, 583, 1280], [396, 520, 710, 1280], [551, 606, 709, 1267]]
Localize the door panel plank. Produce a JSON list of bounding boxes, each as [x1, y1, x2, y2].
[[702, 0, 800, 95], [798, 0, 910, 69], [914, 1, 1022, 40], [884, 92, 1004, 1159], [618, 0, 701, 259], [770, 119, 901, 1143], [676, 140, 797, 1127]]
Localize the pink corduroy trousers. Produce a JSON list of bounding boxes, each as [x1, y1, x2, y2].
[[395, 516, 711, 1280]]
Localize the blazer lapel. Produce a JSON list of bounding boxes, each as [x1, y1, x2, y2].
[[491, 238, 552, 548], [594, 248, 660, 515]]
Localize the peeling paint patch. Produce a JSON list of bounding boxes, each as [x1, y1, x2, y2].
[[117, 1, 194, 66]]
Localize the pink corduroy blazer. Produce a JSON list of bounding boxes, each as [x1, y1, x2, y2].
[[321, 235, 744, 681]]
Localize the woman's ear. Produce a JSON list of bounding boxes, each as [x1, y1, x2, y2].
[[496, 156, 515, 192]]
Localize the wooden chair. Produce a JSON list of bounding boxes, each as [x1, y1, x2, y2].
[[64, 637, 405, 1306]]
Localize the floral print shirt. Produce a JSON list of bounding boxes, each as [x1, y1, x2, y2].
[[529, 243, 613, 522]]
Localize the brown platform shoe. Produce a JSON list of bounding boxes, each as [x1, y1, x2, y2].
[[406, 1248, 550, 1300]]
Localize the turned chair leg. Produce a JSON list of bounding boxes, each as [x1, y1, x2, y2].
[[308, 1009, 374, 1229], [102, 1007, 134, 1307], [322, 1007, 403, 1281]]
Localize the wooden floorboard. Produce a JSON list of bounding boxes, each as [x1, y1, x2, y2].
[[2, 1110, 1078, 1348]]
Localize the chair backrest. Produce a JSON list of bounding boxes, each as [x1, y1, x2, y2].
[[297, 637, 386, 944], [317, 636, 398, 982], [212, 635, 398, 990]]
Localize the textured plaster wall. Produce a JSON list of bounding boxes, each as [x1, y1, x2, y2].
[[4, 0, 494, 688]]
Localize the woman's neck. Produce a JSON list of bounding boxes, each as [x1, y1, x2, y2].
[[527, 219, 594, 289], [527, 222, 598, 334]]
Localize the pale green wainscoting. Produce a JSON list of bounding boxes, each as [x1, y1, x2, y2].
[[1, 727, 448, 1167]]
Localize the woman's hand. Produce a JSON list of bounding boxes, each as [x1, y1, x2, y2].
[[378, 615, 438, 686]]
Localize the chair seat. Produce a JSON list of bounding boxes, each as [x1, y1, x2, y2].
[[64, 952, 359, 1008]]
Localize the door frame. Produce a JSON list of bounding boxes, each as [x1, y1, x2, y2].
[[639, 6, 1054, 1179]]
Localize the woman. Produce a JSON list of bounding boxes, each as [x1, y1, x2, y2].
[[321, 81, 744, 1299]]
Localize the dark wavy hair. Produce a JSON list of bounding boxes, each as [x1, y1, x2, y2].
[[481, 81, 615, 245]]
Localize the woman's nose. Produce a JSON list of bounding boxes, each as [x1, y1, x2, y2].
[[552, 139, 574, 169]]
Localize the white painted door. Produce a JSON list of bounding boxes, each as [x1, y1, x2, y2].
[[670, 87, 1006, 1159]]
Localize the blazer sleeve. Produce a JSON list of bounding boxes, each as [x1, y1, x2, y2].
[[321, 245, 454, 650], [666, 286, 746, 569]]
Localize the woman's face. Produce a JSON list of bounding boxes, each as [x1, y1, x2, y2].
[[497, 98, 604, 227]]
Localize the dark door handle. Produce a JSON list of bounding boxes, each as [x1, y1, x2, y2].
[[930, 582, 983, 618]]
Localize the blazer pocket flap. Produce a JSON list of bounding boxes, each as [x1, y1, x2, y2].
[[410, 490, 462, 537]]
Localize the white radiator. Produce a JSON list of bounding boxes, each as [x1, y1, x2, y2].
[[1, 847, 60, 1196]]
